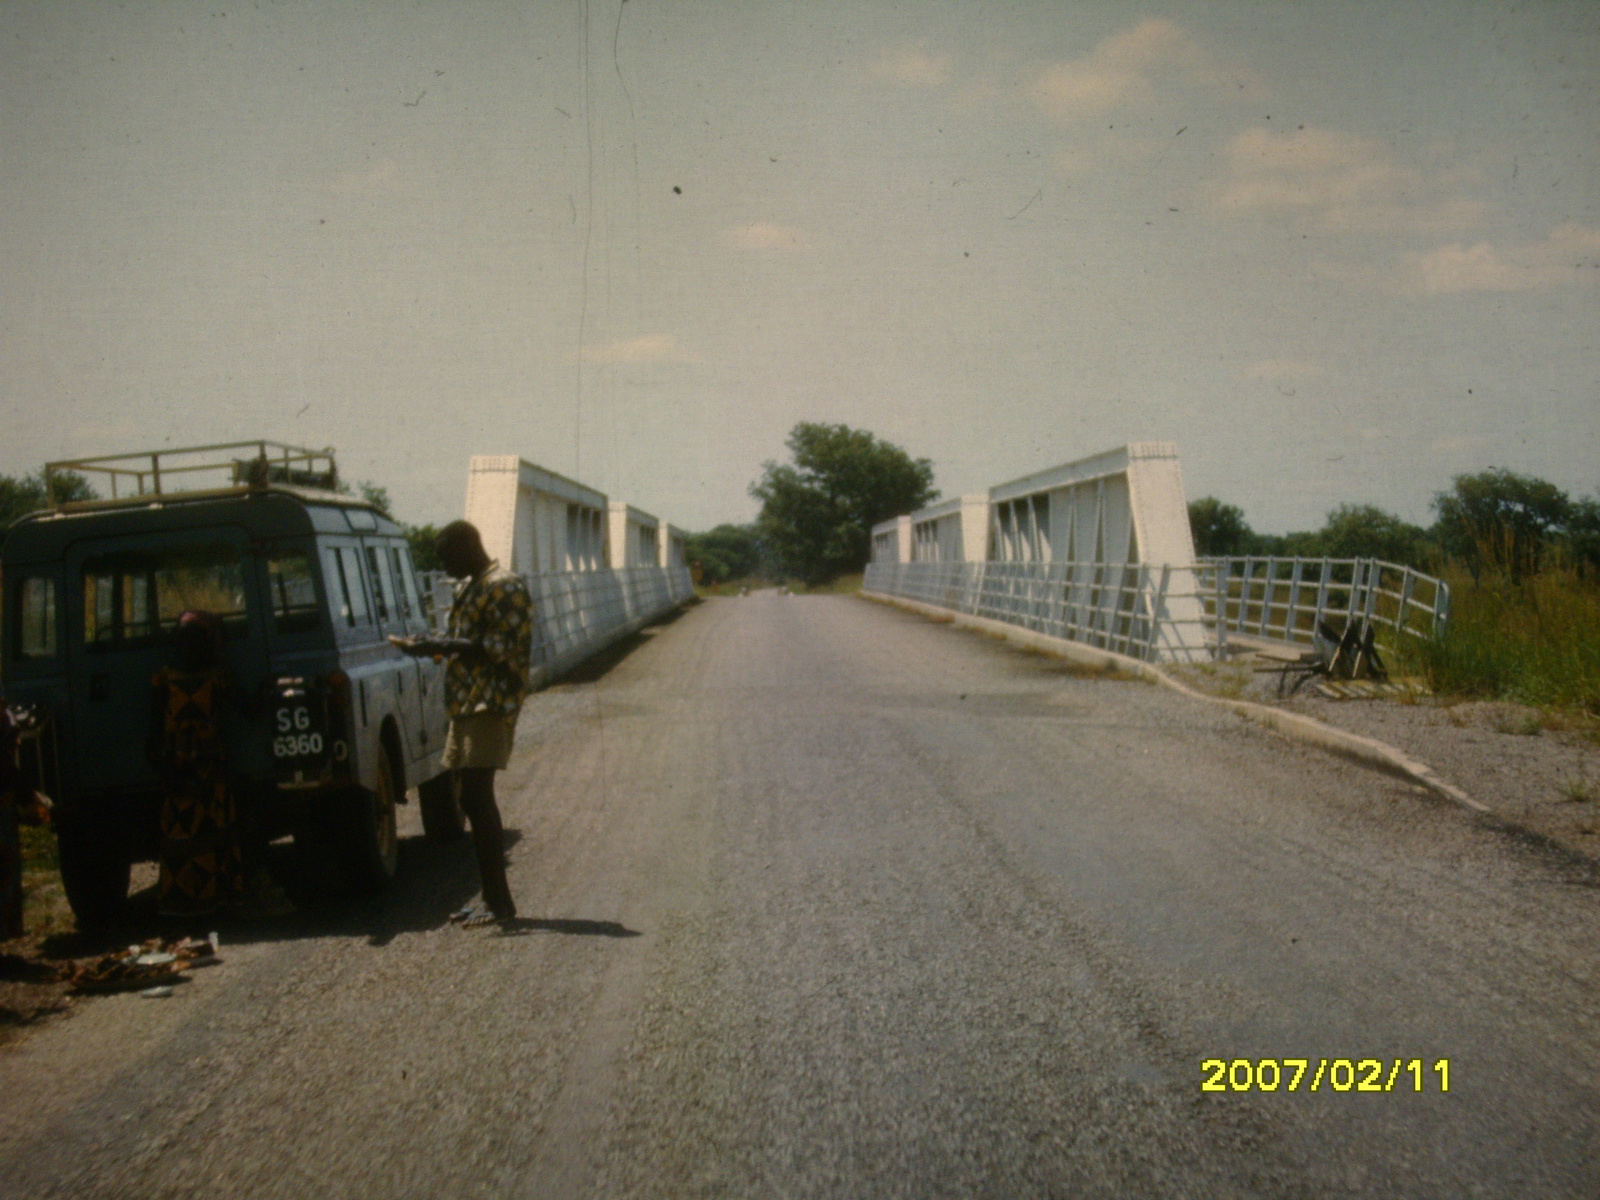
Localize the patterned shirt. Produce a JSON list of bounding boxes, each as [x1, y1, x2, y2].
[[444, 562, 534, 718]]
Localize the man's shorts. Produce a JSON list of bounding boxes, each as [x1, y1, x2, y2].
[[441, 710, 519, 771]]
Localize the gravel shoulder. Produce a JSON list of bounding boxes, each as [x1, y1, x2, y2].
[[1167, 656, 1600, 862]]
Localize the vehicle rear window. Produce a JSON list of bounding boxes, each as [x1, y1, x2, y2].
[[82, 544, 247, 644], [16, 575, 58, 659], [268, 551, 319, 634]]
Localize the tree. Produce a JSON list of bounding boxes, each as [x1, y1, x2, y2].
[[0, 469, 97, 534], [336, 478, 392, 515], [1432, 468, 1573, 579], [1316, 504, 1433, 569], [406, 523, 443, 572], [358, 481, 392, 515], [1568, 496, 1600, 573], [684, 523, 765, 585], [1187, 497, 1254, 557], [751, 422, 938, 584]]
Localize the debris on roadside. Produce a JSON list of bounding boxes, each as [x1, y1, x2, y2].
[[66, 936, 221, 995]]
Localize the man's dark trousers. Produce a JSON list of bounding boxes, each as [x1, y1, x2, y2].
[[457, 766, 515, 919]]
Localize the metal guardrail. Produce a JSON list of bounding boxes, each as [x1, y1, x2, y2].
[[418, 565, 695, 684], [864, 560, 1199, 662], [864, 556, 1450, 664], [1198, 557, 1449, 652]]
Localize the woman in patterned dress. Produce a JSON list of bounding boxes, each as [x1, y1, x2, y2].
[[148, 612, 245, 916], [1, 701, 50, 939]]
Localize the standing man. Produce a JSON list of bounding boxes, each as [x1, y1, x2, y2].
[[390, 520, 532, 924]]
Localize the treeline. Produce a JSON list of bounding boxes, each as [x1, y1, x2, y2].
[[1191, 468, 1600, 580], [0, 470, 97, 530]]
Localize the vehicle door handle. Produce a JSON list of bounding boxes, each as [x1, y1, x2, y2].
[[89, 673, 109, 701]]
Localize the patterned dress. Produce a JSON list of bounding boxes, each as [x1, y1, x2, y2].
[[0, 712, 23, 940], [1, 707, 51, 938], [151, 666, 244, 915]]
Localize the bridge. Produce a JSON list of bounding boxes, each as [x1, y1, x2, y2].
[[1, 445, 1594, 1198]]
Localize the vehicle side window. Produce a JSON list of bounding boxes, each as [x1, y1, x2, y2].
[[16, 575, 58, 659], [321, 545, 370, 627], [321, 547, 351, 626], [364, 544, 393, 623], [389, 545, 420, 622], [336, 547, 370, 625], [267, 551, 319, 634]]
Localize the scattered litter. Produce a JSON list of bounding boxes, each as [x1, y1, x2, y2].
[[68, 937, 221, 995], [140, 985, 177, 999]]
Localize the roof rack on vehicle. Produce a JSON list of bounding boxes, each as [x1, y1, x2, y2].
[[46, 440, 339, 503]]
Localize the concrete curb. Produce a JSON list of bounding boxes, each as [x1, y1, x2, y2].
[[860, 589, 1489, 815]]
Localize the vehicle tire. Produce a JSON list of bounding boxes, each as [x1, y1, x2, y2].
[[418, 771, 465, 843], [339, 744, 401, 892], [55, 823, 131, 932]]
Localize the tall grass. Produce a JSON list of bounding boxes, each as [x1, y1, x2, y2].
[[1404, 564, 1600, 712]]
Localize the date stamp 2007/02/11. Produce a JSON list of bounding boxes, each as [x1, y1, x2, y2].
[[1202, 1058, 1451, 1093]]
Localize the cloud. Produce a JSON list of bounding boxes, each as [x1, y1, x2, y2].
[[873, 42, 952, 87], [579, 334, 693, 364], [721, 221, 807, 251], [1243, 358, 1322, 382], [330, 158, 398, 195], [1211, 127, 1489, 233], [1031, 19, 1247, 122], [1313, 223, 1600, 294], [1049, 132, 1160, 179], [1397, 224, 1600, 294]]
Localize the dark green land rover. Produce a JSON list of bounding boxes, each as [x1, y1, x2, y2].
[[1, 442, 464, 928]]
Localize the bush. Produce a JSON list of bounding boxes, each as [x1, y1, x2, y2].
[[1405, 564, 1600, 711]]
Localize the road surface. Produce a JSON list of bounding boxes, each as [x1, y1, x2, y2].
[[2, 593, 1597, 1198]]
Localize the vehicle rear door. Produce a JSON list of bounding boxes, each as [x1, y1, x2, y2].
[[63, 526, 262, 796]]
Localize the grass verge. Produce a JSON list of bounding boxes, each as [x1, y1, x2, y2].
[[18, 823, 73, 939], [1397, 566, 1600, 714]]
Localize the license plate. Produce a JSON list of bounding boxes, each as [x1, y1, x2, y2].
[[272, 703, 326, 760]]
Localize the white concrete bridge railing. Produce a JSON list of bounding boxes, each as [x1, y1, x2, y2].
[[866, 442, 1211, 662], [864, 559, 1210, 663], [417, 454, 694, 689]]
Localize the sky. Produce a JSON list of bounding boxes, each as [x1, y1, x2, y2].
[[2, 0, 1596, 537]]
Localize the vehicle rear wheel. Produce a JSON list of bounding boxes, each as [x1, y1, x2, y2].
[[418, 771, 465, 842], [55, 823, 131, 932], [339, 746, 401, 892]]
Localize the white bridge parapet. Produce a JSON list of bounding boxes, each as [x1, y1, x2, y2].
[[443, 455, 693, 688], [868, 442, 1209, 662]]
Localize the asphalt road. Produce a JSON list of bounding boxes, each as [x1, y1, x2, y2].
[[3, 593, 1598, 1198]]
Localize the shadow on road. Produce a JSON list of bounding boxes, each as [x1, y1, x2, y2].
[[492, 917, 640, 938], [34, 823, 636, 956], [553, 602, 695, 687]]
